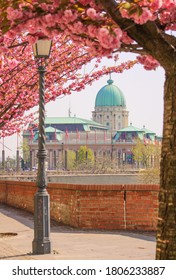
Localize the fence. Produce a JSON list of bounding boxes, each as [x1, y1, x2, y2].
[[0, 180, 159, 230]]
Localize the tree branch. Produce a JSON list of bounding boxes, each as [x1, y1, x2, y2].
[[99, 0, 176, 72]]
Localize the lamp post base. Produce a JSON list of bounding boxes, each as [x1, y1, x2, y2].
[[32, 239, 51, 255], [32, 191, 51, 254]]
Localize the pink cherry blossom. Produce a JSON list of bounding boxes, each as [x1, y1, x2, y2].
[[87, 8, 99, 20], [0, 0, 175, 137], [6, 7, 24, 21]]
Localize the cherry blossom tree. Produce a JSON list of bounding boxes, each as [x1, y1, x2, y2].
[[0, 0, 176, 259], [0, 35, 136, 137]]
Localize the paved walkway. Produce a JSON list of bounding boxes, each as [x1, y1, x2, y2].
[[0, 203, 156, 260]]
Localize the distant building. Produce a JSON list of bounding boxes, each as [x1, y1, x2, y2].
[[92, 79, 129, 131], [23, 79, 161, 170], [114, 124, 157, 143]]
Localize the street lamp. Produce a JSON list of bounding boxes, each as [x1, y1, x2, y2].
[[32, 39, 52, 254]]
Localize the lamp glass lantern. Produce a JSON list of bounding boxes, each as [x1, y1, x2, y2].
[[32, 39, 52, 59]]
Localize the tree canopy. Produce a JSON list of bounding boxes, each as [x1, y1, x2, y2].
[[0, 0, 175, 136], [0, 1, 175, 68], [0, 34, 136, 137], [1, 0, 175, 136], [0, 0, 176, 259]]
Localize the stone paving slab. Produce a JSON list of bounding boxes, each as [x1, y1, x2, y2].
[[0, 203, 156, 260]]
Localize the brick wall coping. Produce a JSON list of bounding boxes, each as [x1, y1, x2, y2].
[[0, 180, 160, 191]]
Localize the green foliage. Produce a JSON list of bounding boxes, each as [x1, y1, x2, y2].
[[77, 145, 94, 164], [66, 150, 76, 170], [19, 138, 30, 162], [132, 139, 161, 184], [132, 139, 161, 168]]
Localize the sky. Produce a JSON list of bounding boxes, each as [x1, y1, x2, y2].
[[2, 54, 165, 158]]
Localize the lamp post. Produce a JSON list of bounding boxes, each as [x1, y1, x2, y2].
[[2, 137, 5, 170], [32, 39, 52, 254]]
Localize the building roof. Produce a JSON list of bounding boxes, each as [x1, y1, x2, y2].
[[142, 126, 156, 135], [45, 116, 101, 125], [117, 124, 144, 133], [95, 79, 126, 107], [23, 117, 108, 135], [45, 116, 107, 131], [114, 124, 158, 142], [44, 126, 63, 133], [34, 126, 63, 141]]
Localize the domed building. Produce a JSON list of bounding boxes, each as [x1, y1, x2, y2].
[[22, 78, 161, 170], [92, 79, 129, 131]]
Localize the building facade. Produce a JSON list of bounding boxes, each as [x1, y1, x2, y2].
[[23, 79, 161, 170]]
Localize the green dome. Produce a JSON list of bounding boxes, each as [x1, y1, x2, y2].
[[95, 79, 126, 107]]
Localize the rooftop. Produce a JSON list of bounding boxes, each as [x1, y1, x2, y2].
[[95, 79, 126, 107]]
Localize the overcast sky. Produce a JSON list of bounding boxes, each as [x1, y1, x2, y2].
[[2, 54, 165, 158]]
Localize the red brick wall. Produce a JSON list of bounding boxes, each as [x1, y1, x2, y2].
[[0, 181, 159, 231]]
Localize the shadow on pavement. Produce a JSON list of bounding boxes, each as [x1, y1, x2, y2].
[[0, 203, 156, 242]]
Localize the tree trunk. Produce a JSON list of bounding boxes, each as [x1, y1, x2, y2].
[[156, 72, 176, 259], [99, 0, 176, 259]]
